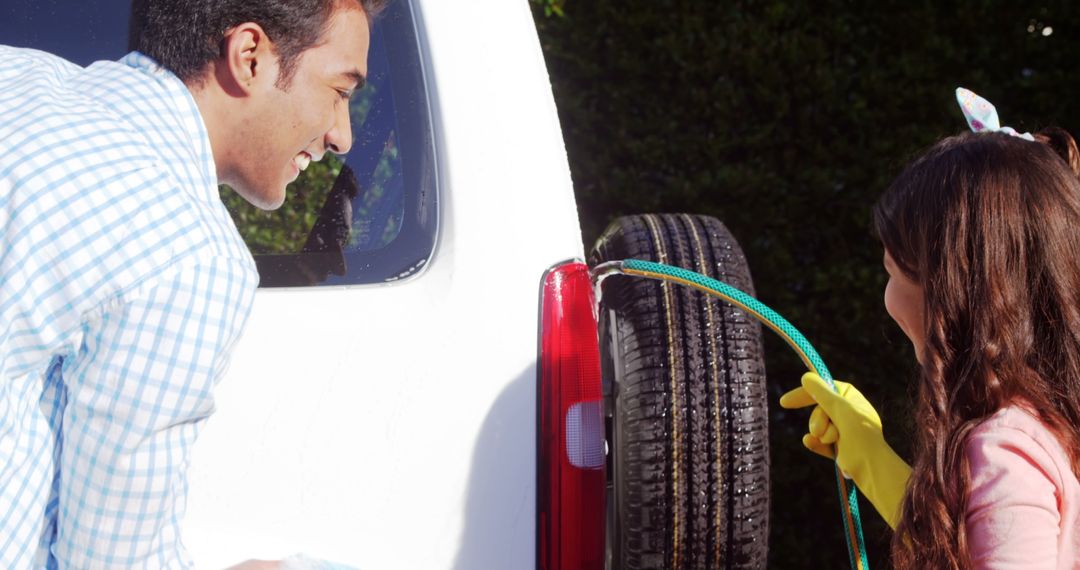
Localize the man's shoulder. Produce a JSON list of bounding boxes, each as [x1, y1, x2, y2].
[[0, 49, 180, 141], [0, 46, 87, 118], [0, 50, 147, 161], [0, 45, 82, 78], [0, 50, 212, 212]]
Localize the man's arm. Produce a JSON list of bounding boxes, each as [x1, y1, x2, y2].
[[51, 257, 256, 568]]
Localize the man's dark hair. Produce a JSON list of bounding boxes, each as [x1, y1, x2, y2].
[[129, 0, 387, 89]]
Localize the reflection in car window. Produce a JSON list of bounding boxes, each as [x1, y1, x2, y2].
[[2, 0, 438, 288]]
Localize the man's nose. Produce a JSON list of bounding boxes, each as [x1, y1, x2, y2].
[[325, 99, 353, 155]]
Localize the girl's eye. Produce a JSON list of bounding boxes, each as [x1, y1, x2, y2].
[[337, 90, 352, 101]]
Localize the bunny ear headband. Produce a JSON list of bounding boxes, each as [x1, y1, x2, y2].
[[955, 87, 1035, 141]]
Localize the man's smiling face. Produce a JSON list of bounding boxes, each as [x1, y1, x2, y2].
[[231, 4, 370, 210]]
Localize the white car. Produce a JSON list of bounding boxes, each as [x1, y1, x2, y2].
[[4, 1, 770, 568]]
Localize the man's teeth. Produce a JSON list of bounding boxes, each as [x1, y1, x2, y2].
[[296, 153, 312, 171]]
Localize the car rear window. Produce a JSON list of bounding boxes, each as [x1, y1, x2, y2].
[[1, 0, 439, 288]]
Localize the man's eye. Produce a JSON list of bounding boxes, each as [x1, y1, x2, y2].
[[337, 89, 352, 100]]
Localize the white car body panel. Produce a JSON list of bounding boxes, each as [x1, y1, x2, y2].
[[184, 1, 583, 568]]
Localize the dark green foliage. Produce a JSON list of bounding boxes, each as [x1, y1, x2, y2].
[[532, 2, 1080, 567], [531, 0, 565, 18]]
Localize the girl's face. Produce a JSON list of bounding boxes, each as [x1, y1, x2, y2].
[[884, 249, 926, 362]]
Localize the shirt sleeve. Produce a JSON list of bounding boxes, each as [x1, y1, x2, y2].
[[965, 422, 1062, 570], [50, 257, 256, 569]]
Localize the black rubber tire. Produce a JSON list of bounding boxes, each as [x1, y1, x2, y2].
[[590, 214, 769, 570]]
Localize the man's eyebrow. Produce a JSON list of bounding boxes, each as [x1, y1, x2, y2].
[[343, 70, 366, 90]]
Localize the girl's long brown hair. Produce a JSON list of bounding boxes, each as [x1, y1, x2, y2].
[[873, 128, 1080, 568]]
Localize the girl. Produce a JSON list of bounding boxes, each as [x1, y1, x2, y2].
[[781, 89, 1080, 568]]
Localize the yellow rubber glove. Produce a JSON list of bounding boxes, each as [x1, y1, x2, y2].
[[779, 372, 912, 529]]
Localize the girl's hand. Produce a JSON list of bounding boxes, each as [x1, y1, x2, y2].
[[780, 372, 912, 529]]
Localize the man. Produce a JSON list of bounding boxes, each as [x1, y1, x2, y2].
[[0, 0, 382, 566]]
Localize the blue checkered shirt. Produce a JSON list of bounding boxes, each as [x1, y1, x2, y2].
[[0, 47, 259, 568]]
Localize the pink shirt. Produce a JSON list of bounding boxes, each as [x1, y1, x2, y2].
[[965, 405, 1080, 569]]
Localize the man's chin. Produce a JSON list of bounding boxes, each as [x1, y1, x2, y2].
[[256, 193, 287, 211], [226, 183, 286, 211]]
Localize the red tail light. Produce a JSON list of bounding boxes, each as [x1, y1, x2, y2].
[[538, 261, 605, 570]]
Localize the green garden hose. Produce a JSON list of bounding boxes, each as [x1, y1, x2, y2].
[[591, 258, 871, 570]]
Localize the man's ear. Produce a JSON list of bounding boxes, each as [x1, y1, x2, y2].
[[219, 22, 278, 95]]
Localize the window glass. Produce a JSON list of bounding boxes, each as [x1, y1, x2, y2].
[[1, 1, 130, 64], [2, 0, 439, 288]]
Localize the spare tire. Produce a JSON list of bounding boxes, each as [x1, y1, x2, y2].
[[590, 214, 769, 569]]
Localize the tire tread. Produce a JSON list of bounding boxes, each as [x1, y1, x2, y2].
[[591, 214, 769, 569]]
